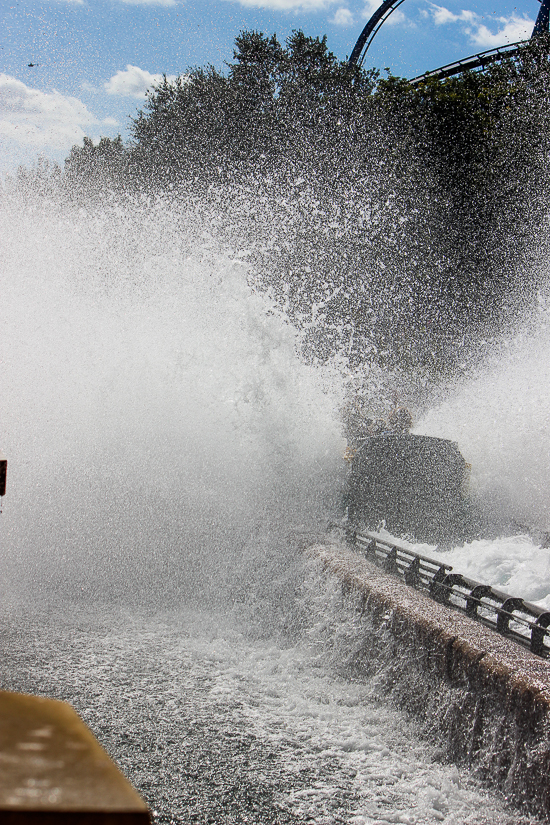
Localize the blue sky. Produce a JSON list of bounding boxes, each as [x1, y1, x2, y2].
[[0, 0, 539, 172]]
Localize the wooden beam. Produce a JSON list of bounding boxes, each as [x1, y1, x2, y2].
[[0, 690, 150, 824]]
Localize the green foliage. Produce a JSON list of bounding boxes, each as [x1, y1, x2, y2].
[[13, 155, 63, 199], [64, 135, 128, 196], [131, 70, 236, 183], [60, 31, 550, 379], [370, 38, 550, 341], [130, 30, 377, 185]]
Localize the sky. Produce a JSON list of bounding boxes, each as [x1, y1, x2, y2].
[[0, 0, 540, 173]]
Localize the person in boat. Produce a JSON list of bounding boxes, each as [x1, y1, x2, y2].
[[387, 406, 412, 434], [344, 399, 412, 458]]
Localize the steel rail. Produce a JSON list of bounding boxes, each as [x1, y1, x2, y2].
[[347, 529, 550, 657], [349, 0, 407, 66], [408, 41, 528, 86], [349, 0, 548, 79]]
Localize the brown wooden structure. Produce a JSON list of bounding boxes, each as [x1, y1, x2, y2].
[[0, 690, 150, 824]]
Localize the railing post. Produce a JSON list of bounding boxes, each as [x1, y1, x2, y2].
[[345, 527, 358, 547], [531, 612, 550, 656], [429, 566, 449, 601], [496, 597, 524, 634], [383, 546, 398, 576], [466, 584, 492, 618], [404, 556, 421, 588], [365, 538, 377, 561]]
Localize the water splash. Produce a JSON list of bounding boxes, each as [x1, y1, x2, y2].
[[0, 190, 345, 604], [416, 298, 550, 531]]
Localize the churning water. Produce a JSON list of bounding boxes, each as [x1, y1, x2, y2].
[[0, 187, 545, 823]]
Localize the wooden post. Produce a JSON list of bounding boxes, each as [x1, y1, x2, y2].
[[0, 450, 6, 497]]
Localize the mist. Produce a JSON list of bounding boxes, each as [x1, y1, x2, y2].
[[0, 189, 345, 607]]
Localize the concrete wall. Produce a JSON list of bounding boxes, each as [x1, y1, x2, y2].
[[305, 543, 550, 821]]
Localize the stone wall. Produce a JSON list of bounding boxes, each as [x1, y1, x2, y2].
[[305, 543, 550, 821]]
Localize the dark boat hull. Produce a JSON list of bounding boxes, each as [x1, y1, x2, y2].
[[345, 434, 472, 544]]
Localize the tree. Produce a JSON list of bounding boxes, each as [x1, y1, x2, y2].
[[63, 31, 550, 379], [64, 135, 128, 196], [12, 155, 63, 199], [130, 31, 378, 186]]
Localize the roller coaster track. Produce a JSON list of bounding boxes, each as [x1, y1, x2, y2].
[[348, 0, 407, 66], [349, 0, 550, 82], [408, 41, 527, 85]]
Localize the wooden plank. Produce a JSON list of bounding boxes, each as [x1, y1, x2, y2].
[[0, 690, 150, 824]]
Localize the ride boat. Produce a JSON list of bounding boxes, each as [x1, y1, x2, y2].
[[344, 431, 473, 545]]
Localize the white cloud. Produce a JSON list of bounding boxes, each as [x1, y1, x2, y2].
[[470, 15, 533, 47], [361, 0, 406, 25], [223, 0, 333, 10], [0, 74, 109, 151], [428, 4, 459, 24], [385, 8, 406, 25], [427, 4, 483, 26], [331, 7, 354, 25], [425, 3, 533, 47], [119, 0, 177, 6], [104, 65, 176, 99], [361, 0, 380, 17]]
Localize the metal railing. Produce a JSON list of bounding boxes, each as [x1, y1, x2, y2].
[[346, 530, 550, 658], [408, 42, 527, 86]]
